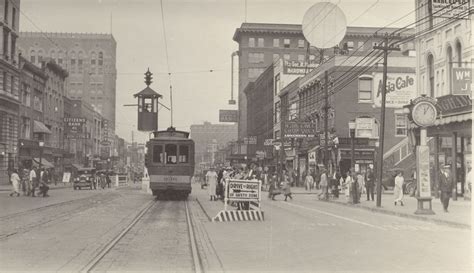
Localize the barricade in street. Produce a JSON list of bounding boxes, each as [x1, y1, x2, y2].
[[212, 179, 264, 222], [115, 174, 128, 187]]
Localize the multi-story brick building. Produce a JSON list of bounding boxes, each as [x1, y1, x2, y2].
[[414, 0, 472, 196], [18, 32, 117, 132], [18, 56, 48, 169], [0, 0, 20, 184], [190, 122, 238, 167]]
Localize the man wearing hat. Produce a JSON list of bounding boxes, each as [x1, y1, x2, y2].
[[439, 165, 454, 212]]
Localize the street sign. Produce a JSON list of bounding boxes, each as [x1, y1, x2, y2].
[[226, 179, 261, 202], [264, 139, 274, 146], [452, 67, 472, 95], [283, 122, 316, 138], [219, 110, 238, 122]]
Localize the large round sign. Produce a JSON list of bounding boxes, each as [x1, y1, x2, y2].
[[302, 2, 347, 49]]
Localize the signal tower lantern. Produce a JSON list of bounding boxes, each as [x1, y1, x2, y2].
[[133, 69, 163, 131]]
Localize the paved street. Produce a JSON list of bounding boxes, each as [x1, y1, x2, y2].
[[0, 183, 472, 272]]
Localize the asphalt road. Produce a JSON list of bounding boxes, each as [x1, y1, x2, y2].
[[0, 186, 471, 272]]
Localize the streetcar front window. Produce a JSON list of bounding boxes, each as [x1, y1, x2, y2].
[[152, 145, 164, 163], [165, 144, 177, 164], [179, 145, 189, 163]]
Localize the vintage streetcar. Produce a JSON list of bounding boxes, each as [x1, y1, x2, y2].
[[145, 127, 195, 198]]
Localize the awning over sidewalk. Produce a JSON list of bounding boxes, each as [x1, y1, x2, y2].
[[33, 158, 54, 168], [33, 121, 52, 134]]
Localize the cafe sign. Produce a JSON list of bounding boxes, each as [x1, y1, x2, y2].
[[374, 73, 416, 108]]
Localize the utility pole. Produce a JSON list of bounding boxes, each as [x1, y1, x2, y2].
[[374, 34, 400, 207], [323, 70, 329, 170]]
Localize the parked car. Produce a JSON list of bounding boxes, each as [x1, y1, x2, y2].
[[73, 167, 95, 190], [381, 167, 416, 195]]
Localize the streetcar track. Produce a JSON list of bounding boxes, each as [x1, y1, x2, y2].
[[81, 198, 205, 273]]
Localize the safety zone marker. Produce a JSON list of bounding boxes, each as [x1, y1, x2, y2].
[[212, 210, 264, 222]]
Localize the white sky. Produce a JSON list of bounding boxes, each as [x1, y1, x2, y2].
[[20, 0, 415, 143]]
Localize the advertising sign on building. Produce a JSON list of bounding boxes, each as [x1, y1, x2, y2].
[[283, 60, 318, 74], [431, 0, 470, 18], [244, 136, 257, 145], [102, 119, 110, 146], [355, 117, 375, 138], [284, 122, 316, 138], [64, 117, 86, 138], [452, 67, 472, 95], [308, 151, 316, 164], [416, 145, 431, 198], [373, 73, 416, 108], [219, 110, 239, 122]]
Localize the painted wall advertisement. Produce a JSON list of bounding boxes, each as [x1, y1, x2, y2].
[[431, 0, 470, 18], [373, 73, 416, 108], [416, 145, 431, 198]]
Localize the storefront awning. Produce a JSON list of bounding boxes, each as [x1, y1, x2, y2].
[[33, 121, 52, 134], [33, 158, 54, 168], [434, 113, 471, 126], [308, 145, 320, 153]]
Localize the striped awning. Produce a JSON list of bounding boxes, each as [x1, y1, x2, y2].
[[33, 121, 52, 134], [434, 113, 472, 126]]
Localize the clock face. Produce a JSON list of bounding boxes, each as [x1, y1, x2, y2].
[[412, 101, 437, 127]]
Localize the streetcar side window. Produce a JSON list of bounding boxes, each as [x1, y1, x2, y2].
[[165, 144, 177, 164], [152, 145, 164, 163], [179, 145, 189, 163]]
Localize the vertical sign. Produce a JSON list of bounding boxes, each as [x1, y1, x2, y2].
[[416, 145, 431, 198], [452, 67, 472, 95]]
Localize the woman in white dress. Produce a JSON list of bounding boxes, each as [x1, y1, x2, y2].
[[394, 171, 404, 206], [343, 170, 353, 203], [206, 167, 218, 201]]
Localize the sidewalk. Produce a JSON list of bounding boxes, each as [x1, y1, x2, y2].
[[0, 183, 72, 192], [291, 186, 471, 228]]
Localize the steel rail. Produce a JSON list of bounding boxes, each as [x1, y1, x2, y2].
[[185, 200, 203, 273]]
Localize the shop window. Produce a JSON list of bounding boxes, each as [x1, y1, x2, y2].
[[358, 76, 373, 101], [152, 145, 163, 163], [395, 114, 407, 136], [165, 144, 177, 164], [248, 52, 264, 63], [284, 39, 291, 48], [179, 145, 189, 163]]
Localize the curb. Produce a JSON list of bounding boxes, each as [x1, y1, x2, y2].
[[0, 186, 72, 192], [323, 199, 471, 229]]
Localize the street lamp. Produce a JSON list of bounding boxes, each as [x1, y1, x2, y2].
[[39, 141, 45, 169], [348, 120, 358, 204]]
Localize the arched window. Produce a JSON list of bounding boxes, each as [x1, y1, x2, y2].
[[78, 51, 84, 73], [37, 49, 44, 65], [446, 46, 453, 95], [57, 50, 64, 65], [427, 53, 434, 97], [90, 51, 97, 74], [30, 49, 36, 64], [70, 51, 76, 73], [455, 40, 462, 67]]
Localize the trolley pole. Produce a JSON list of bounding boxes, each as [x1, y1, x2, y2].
[[373, 34, 400, 207]]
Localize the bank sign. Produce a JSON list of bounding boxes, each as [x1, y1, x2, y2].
[[373, 73, 416, 108]]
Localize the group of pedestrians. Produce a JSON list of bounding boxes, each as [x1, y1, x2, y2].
[[9, 166, 50, 198]]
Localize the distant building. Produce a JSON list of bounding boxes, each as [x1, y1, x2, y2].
[[18, 32, 117, 131], [0, 0, 21, 184], [190, 122, 237, 167]]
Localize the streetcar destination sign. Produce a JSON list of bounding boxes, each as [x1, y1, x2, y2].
[[226, 179, 261, 201]]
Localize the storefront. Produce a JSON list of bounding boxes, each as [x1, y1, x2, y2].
[[337, 137, 376, 175], [427, 95, 472, 197]]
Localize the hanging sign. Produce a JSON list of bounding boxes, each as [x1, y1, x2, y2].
[[452, 67, 472, 95], [284, 122, 316, 138]]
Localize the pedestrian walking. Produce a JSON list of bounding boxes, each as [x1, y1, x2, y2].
[[106, 173, 112, 188], [394, 171, 404, 206], [440, 165, 453, 212], [305, 171, 314, 192], [29, 166, 37, 197], [357, 171, 365, 200], [281, 171, 293, 201], [332, 170, 341, 198], [365, 168, 375, 201], [9, 169, 21, 197], [21, 168, 29, 196], [342, 171, 351, 203], [319, 169, 328, 200], [206, 167, 218, 201]]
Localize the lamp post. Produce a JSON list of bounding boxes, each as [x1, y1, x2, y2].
[[39, 141, 44, 170], [348, 120, 358, 204]]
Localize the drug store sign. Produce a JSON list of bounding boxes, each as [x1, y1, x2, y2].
[[373, 73, 416, 108]]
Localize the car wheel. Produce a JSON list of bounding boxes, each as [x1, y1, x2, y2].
[[407, 183, 416, 197]]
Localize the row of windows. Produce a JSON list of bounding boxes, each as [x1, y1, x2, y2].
[[248, 37, 305, 49], [152, 144, 190, 164]]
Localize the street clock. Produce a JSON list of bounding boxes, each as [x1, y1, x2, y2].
[[411, 98, 438, 127]]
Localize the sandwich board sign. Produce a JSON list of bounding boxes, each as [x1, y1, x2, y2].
[[224, 179, 261, 210]]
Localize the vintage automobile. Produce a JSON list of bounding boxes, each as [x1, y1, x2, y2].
[[73, 167, 96, 190]]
